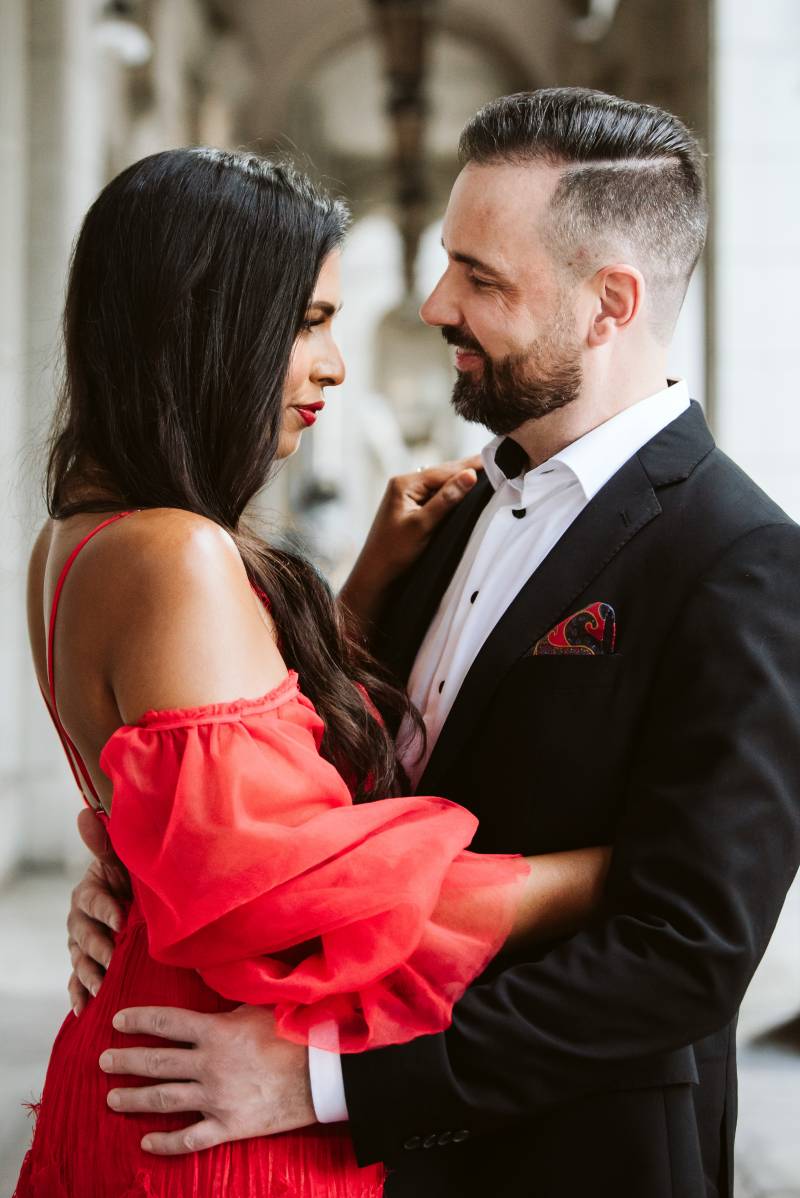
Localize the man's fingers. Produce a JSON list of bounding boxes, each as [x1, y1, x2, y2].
[[70, 946, 106, 998], [77, 806, 116, 864], [84, 891, 125, 932], [100, 1045, 198, 1080], [69, 908, 115, 966], [112, 1005, 208, 1043], [73, 880, 125, 933], [106, 1081, 204, 1115], [67, 971, 90, 1015], [140, 1118, 229, 1156]]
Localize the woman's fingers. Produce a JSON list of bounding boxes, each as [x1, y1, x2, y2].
[[405, 456, 483, 502], [417, 468, 479, 531]]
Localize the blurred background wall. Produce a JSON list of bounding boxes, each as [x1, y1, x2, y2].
[[1, 1, 799, 1193]]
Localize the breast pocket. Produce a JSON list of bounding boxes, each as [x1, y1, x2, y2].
[[465, 650, 630, 848], [516, 650, 626, 692]]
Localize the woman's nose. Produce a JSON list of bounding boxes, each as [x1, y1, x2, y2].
[[314, 342, 346, 388]]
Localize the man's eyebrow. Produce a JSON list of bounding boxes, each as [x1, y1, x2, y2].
[[441, 240, 513, 285], [306, 301, 343, 316]]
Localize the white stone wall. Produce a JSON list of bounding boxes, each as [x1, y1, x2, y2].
[[20, 0, 119, 870], [0, 0, 29, 883], [712, 0, 800, 518], [3, 0, 237, 875]]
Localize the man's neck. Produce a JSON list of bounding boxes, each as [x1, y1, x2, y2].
[[511, 367, 670, 470]]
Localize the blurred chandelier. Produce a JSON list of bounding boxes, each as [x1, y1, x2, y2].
[[570, 0, 621, 42], [370, 0, 455, 454], [94, 0, 153, 66], [371, 0, 439, 297]]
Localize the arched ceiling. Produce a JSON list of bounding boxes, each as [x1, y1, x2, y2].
[[213, 0, 569, 146]]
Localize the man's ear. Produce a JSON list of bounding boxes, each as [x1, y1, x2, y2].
[[587, 265, 644, 347]]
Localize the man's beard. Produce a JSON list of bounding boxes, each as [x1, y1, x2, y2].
[[443, 312, 583, 437]]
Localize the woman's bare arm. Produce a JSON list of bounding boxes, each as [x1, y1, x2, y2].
[[63, 506, 611, 1006], [67, 838, 611, 1011], [512, 846, 612, 946]]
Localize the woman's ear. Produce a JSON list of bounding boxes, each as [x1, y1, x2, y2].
[[587, 264, 644, 347]]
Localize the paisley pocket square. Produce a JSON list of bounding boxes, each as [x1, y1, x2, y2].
[[531, 602, 617, 656]]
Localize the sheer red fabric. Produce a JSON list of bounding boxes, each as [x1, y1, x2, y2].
[[99, 672, 525, 1054], [14, 514, 527, 1196]]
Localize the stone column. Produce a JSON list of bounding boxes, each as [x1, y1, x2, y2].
[[710, 0, 800, 516], [0, 0, 29, 883], [21, 0, 110, 866]]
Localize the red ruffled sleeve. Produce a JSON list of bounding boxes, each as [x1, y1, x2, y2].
[[99, 671, 527, 1053]]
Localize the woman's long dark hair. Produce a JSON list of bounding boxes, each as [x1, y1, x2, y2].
[[48, 147, 421, 802]]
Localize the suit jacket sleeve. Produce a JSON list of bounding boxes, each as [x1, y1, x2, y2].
[[342, 521, 800, 1163]]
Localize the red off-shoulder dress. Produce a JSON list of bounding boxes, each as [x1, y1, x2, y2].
[[15, 513, 526, 1198]]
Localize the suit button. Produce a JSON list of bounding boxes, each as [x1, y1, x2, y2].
[[403, 1136, 421, 1151], [437, 1131, 452, 1146], [423, 1133, 439, 1148], [452, 1129, 470, 1143]]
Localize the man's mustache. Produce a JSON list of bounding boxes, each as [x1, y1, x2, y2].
[[440, 326, 485, 356]]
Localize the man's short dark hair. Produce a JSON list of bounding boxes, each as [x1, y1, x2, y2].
[[459, 88, 707, 340]]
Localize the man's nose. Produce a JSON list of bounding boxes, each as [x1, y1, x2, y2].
[[420, 276, 461, 329]]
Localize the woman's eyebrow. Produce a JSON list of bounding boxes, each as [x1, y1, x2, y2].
[[306, 301, 343, 316]]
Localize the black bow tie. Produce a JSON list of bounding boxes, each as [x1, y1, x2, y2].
[[494, 438, 528, 480]]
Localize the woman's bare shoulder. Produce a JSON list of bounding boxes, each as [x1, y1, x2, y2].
[[72, 509, 285, 720], [64, 508, 247, 601]]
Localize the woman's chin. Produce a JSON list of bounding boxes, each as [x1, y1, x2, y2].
[[276, 429, 303, 460]]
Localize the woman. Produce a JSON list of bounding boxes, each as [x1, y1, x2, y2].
[[16, 148, 608, 1197]]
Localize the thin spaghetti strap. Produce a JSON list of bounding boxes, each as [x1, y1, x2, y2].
[[46, 511, 137, 810]]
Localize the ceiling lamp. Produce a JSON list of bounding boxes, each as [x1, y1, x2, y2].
[[571, 0, 621, 43], [94, 0, 153, 66]]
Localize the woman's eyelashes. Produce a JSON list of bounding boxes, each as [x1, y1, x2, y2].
[[300, 317, 325, 332]]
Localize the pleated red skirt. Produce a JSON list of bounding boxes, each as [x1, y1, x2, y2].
[[14, 898, 386, 1198]]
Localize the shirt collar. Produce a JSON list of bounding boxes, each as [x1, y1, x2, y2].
[[482, 379, 690, 502]]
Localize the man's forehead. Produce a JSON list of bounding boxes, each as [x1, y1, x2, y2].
[[442, 161, 561, 268], [449, 159, 562, 216]]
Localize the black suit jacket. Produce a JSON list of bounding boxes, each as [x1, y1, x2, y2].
[[341, 403, 800, 1198]]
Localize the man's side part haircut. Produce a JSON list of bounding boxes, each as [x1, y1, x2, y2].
[[459, 88, 708, 341]]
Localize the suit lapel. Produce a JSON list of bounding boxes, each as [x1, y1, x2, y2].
[[417, 453, 662, 794], [377, 474, 494, 683]]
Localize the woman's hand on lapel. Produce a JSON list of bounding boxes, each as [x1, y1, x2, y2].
[[339, 457, 482, 638]]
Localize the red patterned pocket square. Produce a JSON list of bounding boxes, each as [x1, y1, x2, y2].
[[531, 602, 617, 656]]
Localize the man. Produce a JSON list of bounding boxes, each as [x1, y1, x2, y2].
[[69, 89, 800, 1197]]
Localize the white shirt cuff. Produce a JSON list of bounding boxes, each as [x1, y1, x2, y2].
[[308, 1022, 349, 1124]]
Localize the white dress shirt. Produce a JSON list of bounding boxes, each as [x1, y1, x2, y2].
[[309, 379, 691, 1123]]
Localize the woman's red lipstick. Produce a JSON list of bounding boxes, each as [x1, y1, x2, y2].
[[295, 401, 325, 427]]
